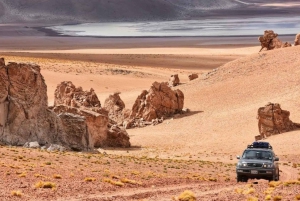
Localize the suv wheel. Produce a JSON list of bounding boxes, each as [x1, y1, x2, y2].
[[237, 175, 247, 182]]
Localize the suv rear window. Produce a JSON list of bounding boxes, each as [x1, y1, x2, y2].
[[242, 150, 273, 160]]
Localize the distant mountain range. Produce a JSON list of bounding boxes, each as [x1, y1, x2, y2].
[[0, 0, 298, 24]]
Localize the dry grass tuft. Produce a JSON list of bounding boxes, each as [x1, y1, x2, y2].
[[247, 197, 258, 201], [35, 181, 56, 189], [243, 188, 255, 195], [120, 178, 141, 185], [11, 190, 22, 197], [265, 194, 271, 200], [178, 190, 196, 201], [53, 174, 62, 179], [103, 178, 124, 187], [273, 195, 282, 201], [84, 177, 96, 182], [295, 194, 300, 200], [269, 181, 282, 188]]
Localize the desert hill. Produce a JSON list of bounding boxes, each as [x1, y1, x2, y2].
[[128, 45, 300, 159], [0, 0, 299, 24]]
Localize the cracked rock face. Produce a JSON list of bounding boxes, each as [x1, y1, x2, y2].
[[130, 82, 184, 121], [0, 59, 61, 146], [257, 103, 297, 139], [103, 92, 128, 125], [53, 81, 131, 148], [54, 81, 101, 108]]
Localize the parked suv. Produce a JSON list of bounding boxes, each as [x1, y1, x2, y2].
[[236, 142, 279, 182]]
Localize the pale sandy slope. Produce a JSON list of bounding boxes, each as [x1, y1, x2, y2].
[[128, 46, 300, 159]]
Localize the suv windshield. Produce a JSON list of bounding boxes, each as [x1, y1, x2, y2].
[[242, 150, 273, 160]]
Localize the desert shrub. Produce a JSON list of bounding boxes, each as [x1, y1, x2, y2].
[[247, 197, 258, 201], [295, 194, 300, 200], [53, 174, 62, 179], [11, 190, 22, 197], [84, 177, 96, 182], [273, 195, 282, 201], [103, 178, 124, 187], [245, 188, 255, 195], [121, 178, 140, 185], [265, 194, 271, 200], [178, 190, 196, 201], [269, 181, 282, 188], [35, 181, 56, 189]]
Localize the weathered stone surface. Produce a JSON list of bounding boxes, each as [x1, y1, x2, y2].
[[295, 33, 300, 46], [103, 92, 127, 125], [53, 82, 130, 148], [130, 82, 184, 122], [0, 61, 61, 146], [188, 74, 198, 81], [258, 30, 291, 52], [23, 141, 40, 149], [58, 112, 93, 151], [257, 103, 297, 139], [168, 74, 180, 87], [106, 123, 130, 148], [54, 81, 101, 108], [47, 144, 67, 152], [53, 105, 108, 148]]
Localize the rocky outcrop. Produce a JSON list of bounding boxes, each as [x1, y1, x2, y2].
[[103, 92, 128, 125], [257, 103, 298, 139], [54, 81, 101, 108], [0, 59, 130, 150], [188, 74, 198, 81], [130, 82, 184, 122], [295, 33, 300, 46], [0, 60, 62, 147], [53, 82, 130, 148], [168, 74, 180, 87], [258, 30, 291, 52]]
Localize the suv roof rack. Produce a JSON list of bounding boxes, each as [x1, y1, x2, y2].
[[247, 142, 272, 150]]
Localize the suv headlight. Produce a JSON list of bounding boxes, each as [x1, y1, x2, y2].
[[237, 162, 247, 167], [263, 163, 273, 168]]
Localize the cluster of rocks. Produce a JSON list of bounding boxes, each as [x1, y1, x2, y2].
[[0, 59, 130, 151], [256, 103, 299, 140], [168, 73, 198, 87], [258, 30, 292, 52]]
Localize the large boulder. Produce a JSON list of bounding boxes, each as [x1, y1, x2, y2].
[[258, 30, 291, 52], [130, 82, 184, 122], [0, 60, 70, 148], [257, 103, 297, 139], [295, 33, 300, 46], [52, 105, 109, 148]]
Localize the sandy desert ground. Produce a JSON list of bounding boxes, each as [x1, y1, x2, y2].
[[1, 27, 300, 200]]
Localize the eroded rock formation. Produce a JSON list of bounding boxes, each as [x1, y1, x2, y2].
[[257, 103, 298, 139], [53, 82, 130, 148], [188, 74, 198, 81], [54, 81, 101, 108], [168, 74, 180, 87], [0, 59, 66, 147], [295, 33, 300, 46], [103, 92, 129, 125], [0, 59, 130, 150], [258, 30, 291, 52], [130, 82, 184, 122]]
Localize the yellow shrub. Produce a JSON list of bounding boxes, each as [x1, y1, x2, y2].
[[35, 181, 56, 189], [178, 190, 196, 201], [11, 190, 22, 197]]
